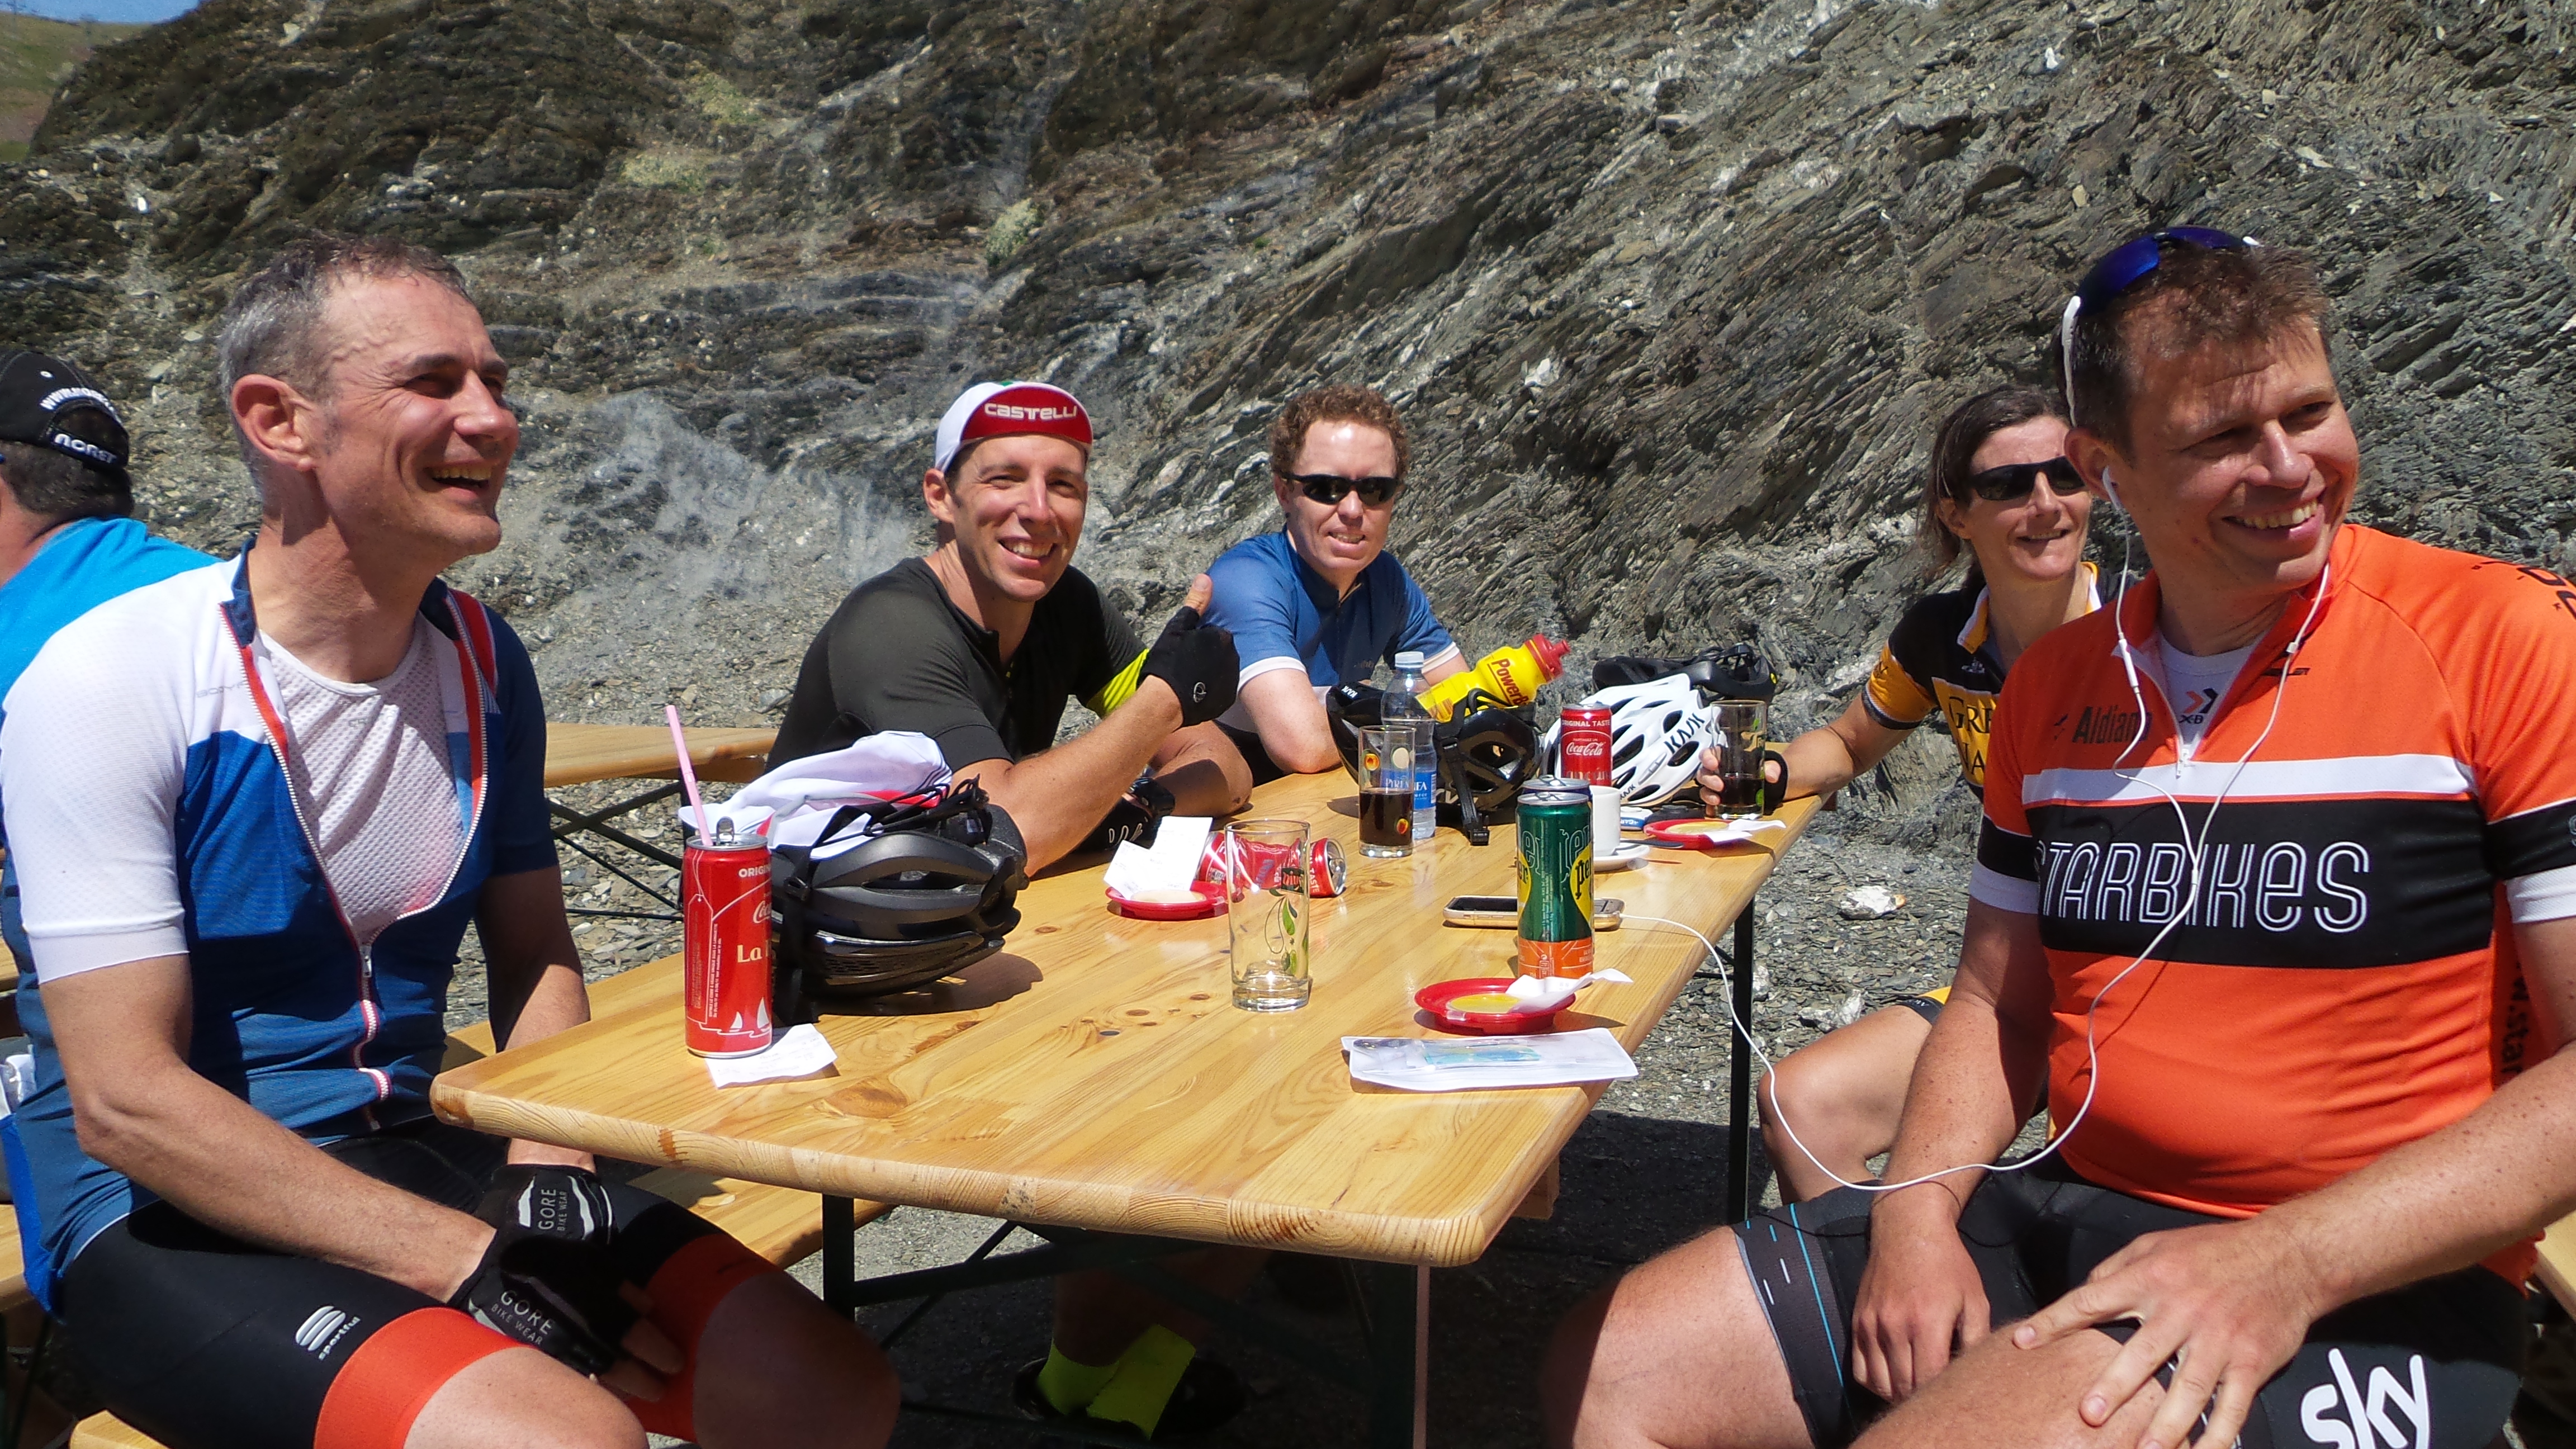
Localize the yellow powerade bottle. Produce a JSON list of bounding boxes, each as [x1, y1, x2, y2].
[[1419, 635, 1568, 721]]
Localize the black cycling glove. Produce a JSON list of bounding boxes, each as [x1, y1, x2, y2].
[[1140, 604, 1238, 727], [476, 1164, 617, 1247], [449, 1230, 641, 1376], [1078, 775, 1175, 855]]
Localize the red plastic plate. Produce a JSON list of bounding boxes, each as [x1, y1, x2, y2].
[[1413, 976, 1566, 1035], [1106, 881, 1226, 920]]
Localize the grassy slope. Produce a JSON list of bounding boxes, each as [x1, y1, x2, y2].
[[0, 13, 144, 162]]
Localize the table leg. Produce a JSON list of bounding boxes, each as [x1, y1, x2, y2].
[[1727, 906, 1757, 1223], [824, 1195, 858, 1318], [1357, 1262, 1428, 1449]]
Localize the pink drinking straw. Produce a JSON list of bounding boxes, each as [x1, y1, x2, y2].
[[665, 705, 709, 836]]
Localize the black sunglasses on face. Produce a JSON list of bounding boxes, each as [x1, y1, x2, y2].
[[1284, 471, 1404, 506], [1964, 457, 2087, 503]]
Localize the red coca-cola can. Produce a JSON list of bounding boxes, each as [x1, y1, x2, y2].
[[683, 835, 774, 1057], [1199, 835, 1346, 897], [1560, 705, 1614, 786]]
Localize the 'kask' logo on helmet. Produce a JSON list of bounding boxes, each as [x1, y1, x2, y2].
[[981, 401, 1080, 423]]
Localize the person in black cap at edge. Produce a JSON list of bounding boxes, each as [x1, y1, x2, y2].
[[0, 350, 209, 981]]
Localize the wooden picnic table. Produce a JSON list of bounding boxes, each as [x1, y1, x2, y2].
[[433, 772, 1819, 1444], [543, 722, 776, 789]]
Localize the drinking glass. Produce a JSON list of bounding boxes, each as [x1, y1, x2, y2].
[[1222, 818, 1313, 1011], [1356, 726, 1415, 859], [1708, 699, 1769, 819]]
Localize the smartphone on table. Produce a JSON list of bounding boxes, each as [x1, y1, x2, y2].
[[1442, 895, 1622, 929]]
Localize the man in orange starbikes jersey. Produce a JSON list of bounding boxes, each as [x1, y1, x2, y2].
[[1544, 234, 2576, 1449]]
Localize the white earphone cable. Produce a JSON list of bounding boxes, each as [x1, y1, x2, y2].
[[1631, 557, 2334, 1199]]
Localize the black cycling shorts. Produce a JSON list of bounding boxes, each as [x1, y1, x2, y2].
[[1735, 1159, 2525, 1448], [56, 1117, 783, 1449]]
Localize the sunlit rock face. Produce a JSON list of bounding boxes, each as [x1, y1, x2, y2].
[[7, 0, 2574, 827]]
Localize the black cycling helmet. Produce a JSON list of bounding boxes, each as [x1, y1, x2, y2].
[[769, 782, 1027, 1018], [1325, 680, 1386, 781], [1592, 642, 1776, 700], [1437, 689, 1540, 820]]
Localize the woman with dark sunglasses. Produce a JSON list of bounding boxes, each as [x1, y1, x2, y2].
[[1720, 383, 2100, 1202]]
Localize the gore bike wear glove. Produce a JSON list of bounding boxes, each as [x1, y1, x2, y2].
[[1078, 774, 1175, 855], [1140, 606, 1238, 727], [476, 1164, 617, 1247], [450, 1231, 641, 1377]]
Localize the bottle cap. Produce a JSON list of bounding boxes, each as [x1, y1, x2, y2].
[[1527, 635, 1569, 678], [1394, 650, 1426, 670]]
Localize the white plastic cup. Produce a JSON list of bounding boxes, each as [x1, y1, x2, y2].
[[1590, 785, 1622, 864]]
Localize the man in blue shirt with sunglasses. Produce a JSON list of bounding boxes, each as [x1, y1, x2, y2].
[[1204, 385, 1465, 781]]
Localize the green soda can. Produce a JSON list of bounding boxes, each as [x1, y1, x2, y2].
[[1515, 778, 1595, 978]]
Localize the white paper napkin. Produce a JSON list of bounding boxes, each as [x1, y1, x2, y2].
[[1102, 817, 1214, 896], [705, 1023, 838, 1087], [1500, 967, 1633, 1013]]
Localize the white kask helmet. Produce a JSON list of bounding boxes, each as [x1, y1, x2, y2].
[[1586, 673, 1712, 806]]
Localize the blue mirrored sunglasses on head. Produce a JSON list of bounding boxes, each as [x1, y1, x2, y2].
[[2058, 226, 2257, 424]]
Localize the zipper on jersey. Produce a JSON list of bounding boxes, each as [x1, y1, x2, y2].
[[225, 622, 393, 1123]]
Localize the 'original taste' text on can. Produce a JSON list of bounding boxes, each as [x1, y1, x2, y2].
[[1515, 778, 1595, 978], [1559, 705, 1614, 786]]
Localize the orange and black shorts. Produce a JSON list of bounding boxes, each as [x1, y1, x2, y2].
[[54, 1118, 782, 1449]]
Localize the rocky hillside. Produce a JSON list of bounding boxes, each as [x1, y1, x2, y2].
[[6, 0, 2574, 821]]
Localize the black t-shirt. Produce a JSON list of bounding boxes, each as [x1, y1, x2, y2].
[[771, 557, 1150, 769]]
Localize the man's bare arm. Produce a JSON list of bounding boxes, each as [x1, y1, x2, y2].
[[1150, 721, 1252, 815], [1849, 900, 2056, 1401], [44, 956, 494, 1300], [1235, 669, 1339, 775], [955, 678, 1187, 870], [2016, 915, 2576, 1449], [477, 866, 599, 1170]]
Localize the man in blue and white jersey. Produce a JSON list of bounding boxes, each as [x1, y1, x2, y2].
[[1202, 385, 1464, 780], [0, 352, 209, 973], [0, 236, 896, 1449]]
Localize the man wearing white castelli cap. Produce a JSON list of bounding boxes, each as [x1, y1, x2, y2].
[[772, 380, 1252, 870]]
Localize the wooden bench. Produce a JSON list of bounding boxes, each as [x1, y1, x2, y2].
[[69, 965, 889, 1449]]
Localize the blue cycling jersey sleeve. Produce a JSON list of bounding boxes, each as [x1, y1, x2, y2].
[[0, 517, 211, 722], [482, 610, 558, 878], [1203, 534, 1308, 674], [1387, 553, 1455, 666]]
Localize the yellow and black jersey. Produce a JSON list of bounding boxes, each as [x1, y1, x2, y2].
[[1860, 565, 2100, 793]]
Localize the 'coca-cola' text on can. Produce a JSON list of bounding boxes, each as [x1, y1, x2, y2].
[[684, 835, 774, 1057], [1200, 835, 1346, 897], [1560, 706, 1614, 787]]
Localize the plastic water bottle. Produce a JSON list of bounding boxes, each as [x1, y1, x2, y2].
[[1386, 651, 1437, 849]]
